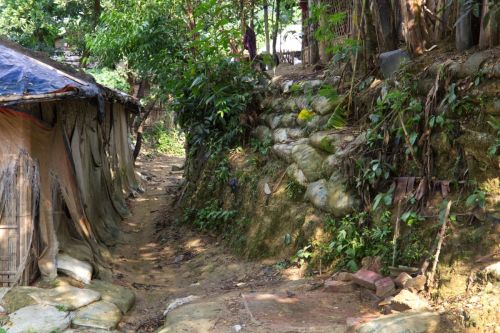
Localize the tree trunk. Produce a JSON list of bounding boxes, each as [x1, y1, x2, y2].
[[371, 0, 398, 52], [400, 0, 430, 55], [308, 0, 320, 65], [264, 1, 270, 53], [456, 1, 474, 51], [93, 0, 101, 29], [272, 0, 281, 55], [479, 0, 500, 49]]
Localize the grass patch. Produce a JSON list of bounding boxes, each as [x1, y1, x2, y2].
[[143, 123, 185, 156]]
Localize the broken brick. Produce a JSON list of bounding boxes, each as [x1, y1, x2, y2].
[[352, 269, 383, 290], [375, 277, 396, 298]]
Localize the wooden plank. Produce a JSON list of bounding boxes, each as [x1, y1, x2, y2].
[[0, 225, 18, 229]]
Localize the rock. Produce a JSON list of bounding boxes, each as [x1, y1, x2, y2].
[[483, 262, 500, 281], [0, 305, 5, 313], [352, 270, 383, 290], [322, 154, 340, 178], [252, 125, 272, 142], [72, 301, 122, 330], [280, 113, 297, 127], [300, 80, 323, 91], [379, 49, 410, 78], [288, 128, 305, 140], [352, 311, 440, 333], [271, 139, 309, 163], [375, 277, 396, 298], [311, 96, 335, 115], [282, 80, 294, 93], [405, 275, 426, 291], [309, 131, 337, 153], [332, 272, 353, 282], [286, 164, 308, 186], [6, 304, 71, 333], [164, 295, 200, 316], [57, 253, 93, 284], [0, 287, 40, 313], [394, 272, 412, 288], [291, 144, 325, 182], [361, 256, 382, 274], [265, 113, 282, 129], [272, 128, 288, 143], [324, 280, 355, 293], [305, 176, 359, 216], [85, 280, 135, 314], [232, 324, 243, 332], [391, 289, 431, 311], [29, 285, 101, 311]]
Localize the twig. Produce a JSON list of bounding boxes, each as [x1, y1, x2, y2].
[[427, 200, 452, 289], [392, 202, 402, 267], [398, 113, 422, 170]]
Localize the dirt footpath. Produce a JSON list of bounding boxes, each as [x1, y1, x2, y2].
[[111, 154, 373, 333]]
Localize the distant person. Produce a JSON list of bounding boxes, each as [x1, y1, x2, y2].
[[243, 25, 257, 61]]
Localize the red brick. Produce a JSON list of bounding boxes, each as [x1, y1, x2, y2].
[[352, 269, 383, 290], [324, 280, 355, 293], [375, 277, 396, 297]]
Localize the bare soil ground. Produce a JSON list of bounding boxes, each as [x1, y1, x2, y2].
[[109, 154, 374, 333]]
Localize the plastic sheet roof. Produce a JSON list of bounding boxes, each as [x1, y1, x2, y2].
[[0, 38, 139, 113], [0, 43, 99, 99]]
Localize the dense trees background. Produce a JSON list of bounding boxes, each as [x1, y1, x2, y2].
[[0, 0, 498, 153]]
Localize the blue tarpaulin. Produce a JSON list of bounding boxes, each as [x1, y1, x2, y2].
[[0, 44, 99, 98]]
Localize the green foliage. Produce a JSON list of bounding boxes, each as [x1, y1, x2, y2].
[[465, 189, 486, 209], [285, 179, 305, 200], [291, 245, 313, 267], [86, 67, 130, 92], [250, 137, 273, 156], [372, 185, 394, 211], [143, 123, 185, 156], [487, 116, 500, 156], [184, 200, 237, 231], [214, 157, 231, 182], [325, 212, 392, 272], [0, 328, 6, 333], [0, 0, 101, 53], [400, 210, 425, 227], [55, 304, 68, 312]]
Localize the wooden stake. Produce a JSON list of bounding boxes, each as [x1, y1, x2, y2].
[[427, 199, 452, 289]]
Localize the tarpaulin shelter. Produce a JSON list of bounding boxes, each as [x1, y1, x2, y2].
[[0, 37, 140, 286]]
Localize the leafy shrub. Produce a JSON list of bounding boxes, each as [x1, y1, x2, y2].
[[174, 59, 267, 152], [143, 123, 185, 156], [285, 179, 306, 200], [185, 200, 237, 231], [325, 212, 392, 272], [86, 67, 130, 92]]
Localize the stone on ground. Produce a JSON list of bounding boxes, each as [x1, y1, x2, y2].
[[286, 163, 308, 186], [305, 177, 358, 216], [242, 292, 357, 332], [57, 253, 93, 284], [375, 277, 396, 298], [5, 304, 71, 333], [291, 144, 325, 182], [391, 289, 431, 311], [86, 280, 135, 314], [379, 49, 410, 78], [483, 261, 500, 280], [72, 301, 122, 331], [157, 301, 224, 333], [332, 272, 353, 282], [0, 287, 40, 313], [405, 275, 427, 291], [352, 311, 440, 333], [394, 272, 412, 288], [352, 269, 383, 290], [324, 280, 355, 293], [251, 125, 272, 142], [30, 285, 101, 311]]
